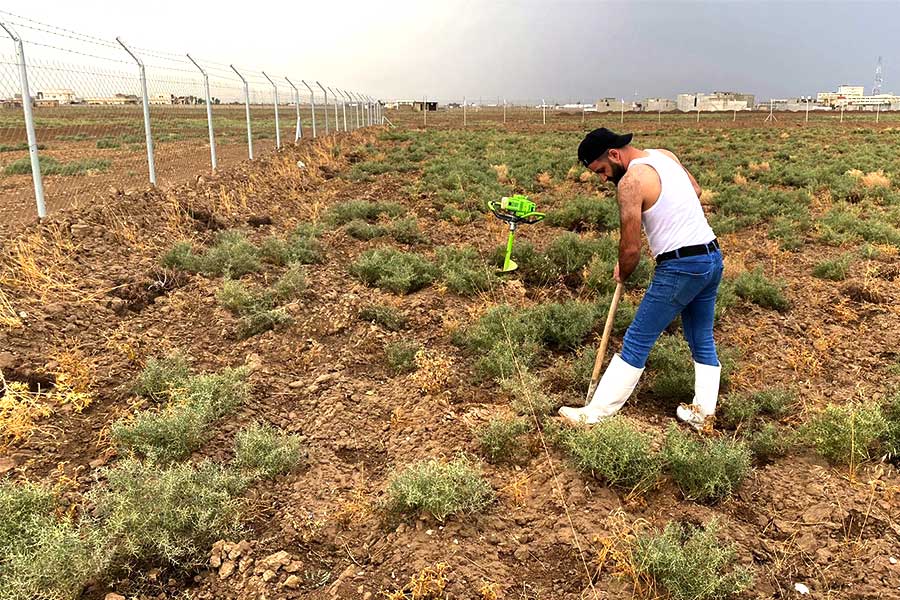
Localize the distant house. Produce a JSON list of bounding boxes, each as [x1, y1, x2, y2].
[[84, 94, 140, 105], [412, 101, 437, 111], [37, 89, 78, 104]]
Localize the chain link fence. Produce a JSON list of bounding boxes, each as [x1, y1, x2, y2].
[[0, 10, 381, 224]]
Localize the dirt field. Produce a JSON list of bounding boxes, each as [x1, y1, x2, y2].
[[1, 113, 899, 599]]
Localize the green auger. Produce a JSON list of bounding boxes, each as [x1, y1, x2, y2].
[[487, 194, 545, 273]]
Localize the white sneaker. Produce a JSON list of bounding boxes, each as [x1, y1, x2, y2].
[[676, 361, 721, 431], [558, 354, 644, 425]]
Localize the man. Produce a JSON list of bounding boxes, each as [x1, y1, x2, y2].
[[558, 128, 723, 430]]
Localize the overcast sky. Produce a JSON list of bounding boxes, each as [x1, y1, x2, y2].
[[4, 1, 896, 103]]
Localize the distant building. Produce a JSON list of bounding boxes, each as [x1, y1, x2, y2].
[[816, 84, 900, 109], [644, 98, 676, 111], [412, 101, 437, 111], [37, 89, 78, 104], [595, 98, 633, 112], [84, 94, 140, 105], [678, 91, 754, 112], [149, 94, 172, 105]]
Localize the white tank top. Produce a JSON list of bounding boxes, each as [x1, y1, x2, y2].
[[629, 149, 716, 257]]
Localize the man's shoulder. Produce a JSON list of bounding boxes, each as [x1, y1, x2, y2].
[[655, 148, 681, 162]]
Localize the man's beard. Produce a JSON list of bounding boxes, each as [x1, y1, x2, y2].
[[609, 161, 626, 185]]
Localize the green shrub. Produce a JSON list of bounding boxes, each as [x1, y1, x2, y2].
[[499, 371, 557, 418], [714, 279, 738, 322], [812, 254, 853, 281], [201, 231, 262, 276], [733, 267, 789, 311], [0, 481, 105, 600], [260, 224, 323, 265], [884, 393, 900, 461], [476, 417, 532, 464], [435, 246, 494, 295], [662, 425, 751, 503], [585, 252, 654, 294], [217, 280, 292, 338], [768, 215, 810, 251], [90, 458, 247, 567], [546, 196, 619, 231], [325, 200, 405, 226], [558, 416, 661, 492], [633, 520, 753, 600], [490, 240, 558, 286], [385, 341, 420, 374], [132, 353, 190, 401], [456, 305, 542, 379], [236, 308, 291, 338], [218, 278, 266, 314], [359, 304, 406, 331], [350, 249, 437, 294], [390, 217, 428, 244], [803, 402, 888, 466], [0, 142, 45, 152], [528, 301, 599, 350], [344, 219, 388, 240], [160, 241, 201, 272], [233, 423, 305, 478], [543, 233, 607, 282], [112, 367, 249, 462], [272, 263, 306, 301], [747, 422, 792, 462], [439, 205, 478, 224], [719, 388, 794, 429], [96, 138, 120, 149], [3, 156, 109, 176], [384, 455, 494, 522]]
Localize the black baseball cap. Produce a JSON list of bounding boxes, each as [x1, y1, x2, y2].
[[578, 128, 633, 167]]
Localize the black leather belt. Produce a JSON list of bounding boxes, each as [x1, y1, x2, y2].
[[656, 239, 720, 264]]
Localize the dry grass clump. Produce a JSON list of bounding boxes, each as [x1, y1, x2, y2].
[[748, 161, 770, 172], [492, 163, 510, 184], [382, 562, 449, 600], [847, 168, 891, 189], [384, 455, 494, 522]]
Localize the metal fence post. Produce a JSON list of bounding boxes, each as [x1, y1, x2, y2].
[[187, 54, 217, 171], [1, 22, 46, 219], [230, 65, 253, 159], [339, 90, 349, 131], [350, 92, 360, 129], [463, 96, 467, 127], [422, 96, 427, 126], [302, 80, 316, 138], [285, 77, 302, 141], [503, 98, 507, 124], [371, 96, 376, 126], [327, 87, 339, 132], [262, 72, 281, 149], [542, 98, 546, 125], [316, 82, 329, 133], [117, 37, 157, 185]]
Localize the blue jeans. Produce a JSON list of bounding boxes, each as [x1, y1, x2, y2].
[[620, 249, 723, 369]]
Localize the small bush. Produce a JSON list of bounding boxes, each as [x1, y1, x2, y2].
[[325, 200, 405, 226], [233, 423, 305, 478], [112, 367, 249, 462], [719, 388, 794, 429], [359, 304, 406, 331], [633, 520, 753, 600], [714, 279, 738, 322], [260, 224, 322, 265], [350, 249, 437, 294], [456, 305, 542, 379], [96, 138, 120, 149], [803, 402, 887, 466], [160, 241, 201, 272], [0, 481, 105, 600], [747, 422, 792, 462], [812, 254, 853, 281], [384, 455, 494, 522], [385, 341, 420, 374], [884, 393, 900, 461], [217, 280, 292, 338], [236, 308, 291, 338], [345, 219, 388, 240], [90, 458, 247, 567], [202, 231, 262, 276], [3, 156, 109, 176], [646, 336, 737, 405], [499, 371, 557, 418], [0, 142, 45, 152], [558, 416, 661, 492], [528, 301, 599, 350], [390, 217, 428, 244], [435, 246, 494, 295], [218, 278, 266, 314], [439, 205, 478, 224], [272, 263, 306, 301], [662, 425, 751, 503], [733, 267, 789, 311], [132, 353, 190, 401], [476, 417, 532, 464], [546, 196, 619, 231]]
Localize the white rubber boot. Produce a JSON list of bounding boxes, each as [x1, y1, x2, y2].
[[676, 361, 721, 431], [558, 354, 644, 425]]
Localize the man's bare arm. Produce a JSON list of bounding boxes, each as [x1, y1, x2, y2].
[[616, 170, 645, 282], [659, 148, 702, 198]]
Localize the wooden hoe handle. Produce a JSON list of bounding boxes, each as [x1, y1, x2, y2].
[[585, 282, 624, 404]]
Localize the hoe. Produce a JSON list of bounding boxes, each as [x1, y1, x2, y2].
[[487, 194, 544, 273]]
